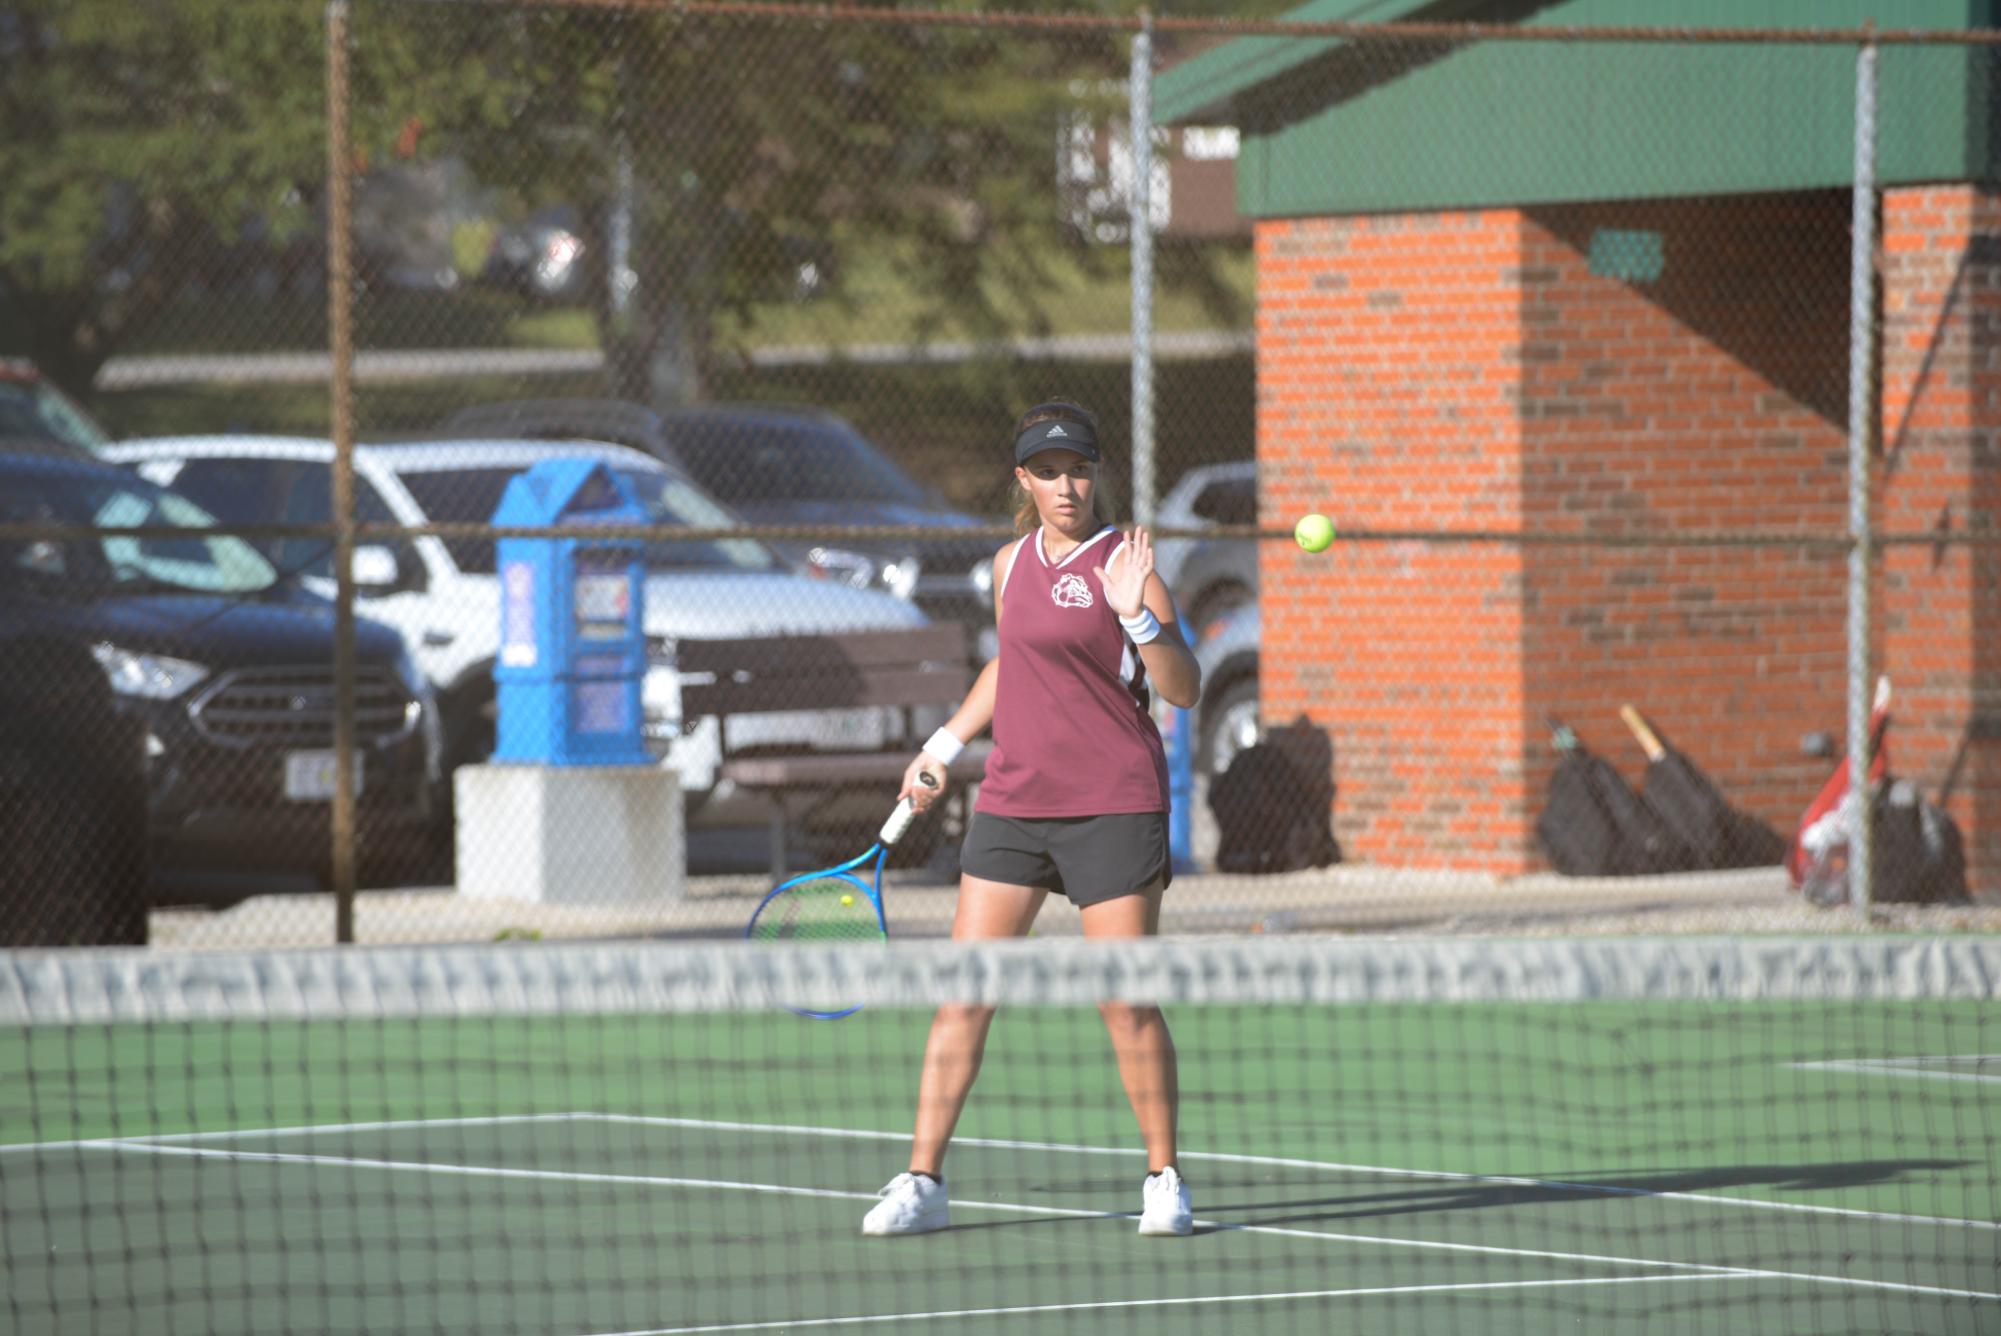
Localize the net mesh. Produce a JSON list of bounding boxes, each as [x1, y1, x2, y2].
[[5, 935, 1998, 1335]]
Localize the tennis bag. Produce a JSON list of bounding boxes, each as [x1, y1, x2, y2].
[[1209, 722, 1340, 875], [1797, 779, 1969, 907], [1536, 723, 1694, 876]]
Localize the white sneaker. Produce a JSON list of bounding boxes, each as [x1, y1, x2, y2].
[[1138, 1166, 1193, 1236], [861, 1171, 949, 1236]]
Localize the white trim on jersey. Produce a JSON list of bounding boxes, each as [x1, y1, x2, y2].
[[1117, 633, 1151, 713], [998, 534, 1031, 602], [1036, 524, 1117, 570]]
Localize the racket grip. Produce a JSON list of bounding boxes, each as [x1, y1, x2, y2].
[[878, 771, 940, 847], [879, 798, 919, 847]]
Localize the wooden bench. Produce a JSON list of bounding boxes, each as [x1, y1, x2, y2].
[[676, 624, 991, 880]]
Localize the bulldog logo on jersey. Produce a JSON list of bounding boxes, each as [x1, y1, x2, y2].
[[1051, 573, 1093, 609]]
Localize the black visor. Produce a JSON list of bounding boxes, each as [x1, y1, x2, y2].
[[1013, 418, 1101, 465]]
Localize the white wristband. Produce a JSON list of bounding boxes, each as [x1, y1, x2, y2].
[[1119, 608, 1162, 645], [922, 726, 965, 766]]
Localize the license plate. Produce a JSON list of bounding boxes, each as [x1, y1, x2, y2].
[[284, 750, 364, 802]]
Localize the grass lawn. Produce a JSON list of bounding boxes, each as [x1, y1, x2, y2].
[[117, 241, 1253, 359], [91, 240, 1259, 503]]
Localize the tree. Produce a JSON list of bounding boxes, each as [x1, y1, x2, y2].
[[0, 0, 459, 396], [2, 0, 1248, 407], [423, 3, 1147, 406]]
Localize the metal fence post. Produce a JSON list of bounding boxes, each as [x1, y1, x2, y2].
[[326, 0, 359, 942], [1846, 28, 1878, 913], [1129, 12, 1194, 868], [1129, 10, 1156, 528]]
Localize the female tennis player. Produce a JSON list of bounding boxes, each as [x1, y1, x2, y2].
[[862, 400, 1201, 1239]]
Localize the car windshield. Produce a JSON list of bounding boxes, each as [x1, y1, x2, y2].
[[0, 471, 279, 595], [664, 415, 936, 508], [0, 375, 114, 455], [393, 464, 777, 575]]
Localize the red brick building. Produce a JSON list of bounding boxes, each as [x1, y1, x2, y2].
[[1159, 3, 2001, 888]]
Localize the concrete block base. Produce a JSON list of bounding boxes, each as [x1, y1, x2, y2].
[[454, 764, 684, 905]]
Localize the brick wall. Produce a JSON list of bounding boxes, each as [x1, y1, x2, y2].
[[1256, 191, 1886, 875], [1880, 184, 2001, 891], [1519, 195, 1851, 852], [1257, 210, 1533, 869]]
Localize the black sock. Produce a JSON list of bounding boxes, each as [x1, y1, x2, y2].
[[912, 1171, 942, 1186]]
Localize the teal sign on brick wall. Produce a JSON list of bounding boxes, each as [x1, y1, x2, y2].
[[1588, 229, 1665, 283]]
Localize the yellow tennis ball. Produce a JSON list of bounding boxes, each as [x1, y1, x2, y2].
[[840, 894, 854, 907], [1294, 512, 1335, 553]]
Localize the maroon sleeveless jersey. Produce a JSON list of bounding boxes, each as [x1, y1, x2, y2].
[[976, 526, 1170, 818]]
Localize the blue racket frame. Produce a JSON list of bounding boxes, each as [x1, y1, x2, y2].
[[744, 842, 891, 1020]]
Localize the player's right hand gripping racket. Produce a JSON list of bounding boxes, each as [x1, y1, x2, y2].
[[745, 770, 939, 1019]]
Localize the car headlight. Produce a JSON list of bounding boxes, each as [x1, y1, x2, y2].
[[90, 643, 210, 700], [807, 546, 920, 601], [879, 557, 920, 602], [807, 546, 876, 590]]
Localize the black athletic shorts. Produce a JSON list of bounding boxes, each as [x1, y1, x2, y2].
[[959, 811, 1172, 907]]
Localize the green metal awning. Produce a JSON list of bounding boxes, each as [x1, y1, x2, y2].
[[1154, 0, 1440, 128], [1156, 0, 1999, 217]]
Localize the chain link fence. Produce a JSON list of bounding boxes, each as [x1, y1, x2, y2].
[[5, 5, 2000, 947]]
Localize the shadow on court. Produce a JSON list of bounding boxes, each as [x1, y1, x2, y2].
[[901, 1158, 1969, 1237], [1199, 1157, 1971, 1228]]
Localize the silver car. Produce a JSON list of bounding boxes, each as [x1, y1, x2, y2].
[[1155, 460, 1258, 637], [1190, 600, 1260, 780], [104, 436, 931, 824]]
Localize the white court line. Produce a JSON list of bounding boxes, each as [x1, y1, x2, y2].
[[38, 1108, 1994, 1234], [1796, 1057, 2001, 1086], [0, 1112, 591, 1154], [84, 1136, 2001, 1304], [579, 1112, 2001, 1235], [585, 1274, 1744, 1336]]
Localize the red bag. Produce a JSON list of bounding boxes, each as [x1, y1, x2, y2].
[[1786, 678, 1890, 890]]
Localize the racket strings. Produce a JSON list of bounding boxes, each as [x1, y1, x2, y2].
[[748, 868, 884, 944]]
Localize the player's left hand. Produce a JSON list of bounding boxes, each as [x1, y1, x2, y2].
[[1094, 526, 1152, 619]]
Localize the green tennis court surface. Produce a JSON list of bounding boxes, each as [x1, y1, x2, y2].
[[3, 939, 1998, 1334]]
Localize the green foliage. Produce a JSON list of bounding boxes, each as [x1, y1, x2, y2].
[[450, 219, 497, 280], [0, 0, 480, 391], [5, 0, 1248, 410]]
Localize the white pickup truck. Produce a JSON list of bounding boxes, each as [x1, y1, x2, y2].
[[106, 436, 932, 820]]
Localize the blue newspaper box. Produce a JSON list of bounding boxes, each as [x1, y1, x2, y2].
[[491, 459, 653, 766]]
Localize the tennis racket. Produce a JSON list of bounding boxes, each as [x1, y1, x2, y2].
[[745, 770, 938, 1019]]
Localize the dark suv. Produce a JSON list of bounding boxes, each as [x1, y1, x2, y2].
[[439, 398, 1002, 660], [0, 454, 441, 902]]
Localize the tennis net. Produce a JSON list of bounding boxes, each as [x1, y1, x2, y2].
[[4, 935, 1998, 1335]]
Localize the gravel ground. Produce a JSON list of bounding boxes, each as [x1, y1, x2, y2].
[[147, 862, 2001, 951], [145, 770, 2001, 949]]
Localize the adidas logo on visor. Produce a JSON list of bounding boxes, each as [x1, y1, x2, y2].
[[1046, 425, 1066, 437]]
